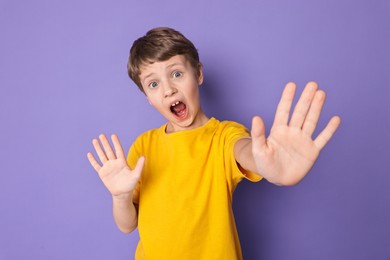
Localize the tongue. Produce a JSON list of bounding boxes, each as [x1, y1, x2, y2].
[[173, 102, 186, 113]]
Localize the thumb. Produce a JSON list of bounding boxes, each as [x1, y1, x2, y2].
[[132, 156, 145, 178], [251, 116, 267, 153]]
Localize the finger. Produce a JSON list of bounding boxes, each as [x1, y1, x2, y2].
[[289, 81, 318, 128], [92, 138, 108, 163], [99, 134, 116, 160], [302, 90, 326, 136], [314, 116, 341, 150], [87, 152, 102, 172], [132, 156, 145, 179], [272, 82, 296, 127], [251, 116, 268, 156], [111, 134, 126, 159]]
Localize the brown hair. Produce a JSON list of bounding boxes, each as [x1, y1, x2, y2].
[[127, 27, 201, 93]]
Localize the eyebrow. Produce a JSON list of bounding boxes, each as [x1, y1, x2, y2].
[[166, 62, 184, 69], [140, 62, 185, 83], [141, 73, 154, 84]]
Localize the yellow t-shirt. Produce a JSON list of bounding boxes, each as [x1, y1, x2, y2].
[[127, 117, 262, 260]]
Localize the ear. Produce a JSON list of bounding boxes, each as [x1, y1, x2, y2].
[[197, 63, 204, 85]]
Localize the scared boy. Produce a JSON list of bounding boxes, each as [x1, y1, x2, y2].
[[87, 27, 341, 259]]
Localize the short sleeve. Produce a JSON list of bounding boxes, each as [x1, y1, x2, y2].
[[222, 121, 263, 189]]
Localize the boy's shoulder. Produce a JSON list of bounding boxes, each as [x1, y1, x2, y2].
[[136, 124, 165, 139]]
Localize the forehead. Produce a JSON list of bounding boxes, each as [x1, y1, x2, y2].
[[139, 55, 190, 76]]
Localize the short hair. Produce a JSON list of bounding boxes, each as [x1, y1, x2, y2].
[[127, 27, 201, 93]]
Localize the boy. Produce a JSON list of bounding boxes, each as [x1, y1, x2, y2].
[[87, 27, 341, 259]]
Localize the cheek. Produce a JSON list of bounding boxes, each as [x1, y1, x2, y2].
[[147, 97, 165, 111], [190, 84, 200, 98], [146, 96, 159, 109], [148, 99, 159, 107], [145, 91, 159, 104]]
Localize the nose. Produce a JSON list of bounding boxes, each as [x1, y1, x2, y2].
[[163, 83, 177, 98]]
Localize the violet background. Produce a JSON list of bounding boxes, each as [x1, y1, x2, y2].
[[0, 0, 389, 259]]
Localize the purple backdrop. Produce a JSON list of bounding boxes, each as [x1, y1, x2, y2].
[[0, 0, 389, 259]]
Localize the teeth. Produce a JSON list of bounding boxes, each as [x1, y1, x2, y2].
[[171, 101, 180, 107]]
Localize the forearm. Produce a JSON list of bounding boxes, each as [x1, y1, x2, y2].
[[112, 194, 138, 233], [234, 138, 258, 174]]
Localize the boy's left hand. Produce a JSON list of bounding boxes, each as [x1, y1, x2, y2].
[[250, 81, 341, 185]]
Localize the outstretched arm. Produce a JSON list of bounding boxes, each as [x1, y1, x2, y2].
[[235, 81, 341, 186], [87, 134, 144, 233]]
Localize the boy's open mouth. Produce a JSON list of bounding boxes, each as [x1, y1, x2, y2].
[[170, 101, 187, 118]]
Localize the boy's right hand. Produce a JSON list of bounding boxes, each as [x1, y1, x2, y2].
[[87, 134, 144, 198]]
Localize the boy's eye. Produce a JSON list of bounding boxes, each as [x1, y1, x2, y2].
[[173, 71, 182, 78], [149, 82, 158, 88]]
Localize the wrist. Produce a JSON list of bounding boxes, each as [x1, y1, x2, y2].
[[112, 192, 133, 202]]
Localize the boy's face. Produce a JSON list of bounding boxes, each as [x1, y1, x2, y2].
[[139, 55, 208, 133]]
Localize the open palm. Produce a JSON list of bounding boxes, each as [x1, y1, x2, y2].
[[87, 134, 144, 197], [251, 82, 341, 185]]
